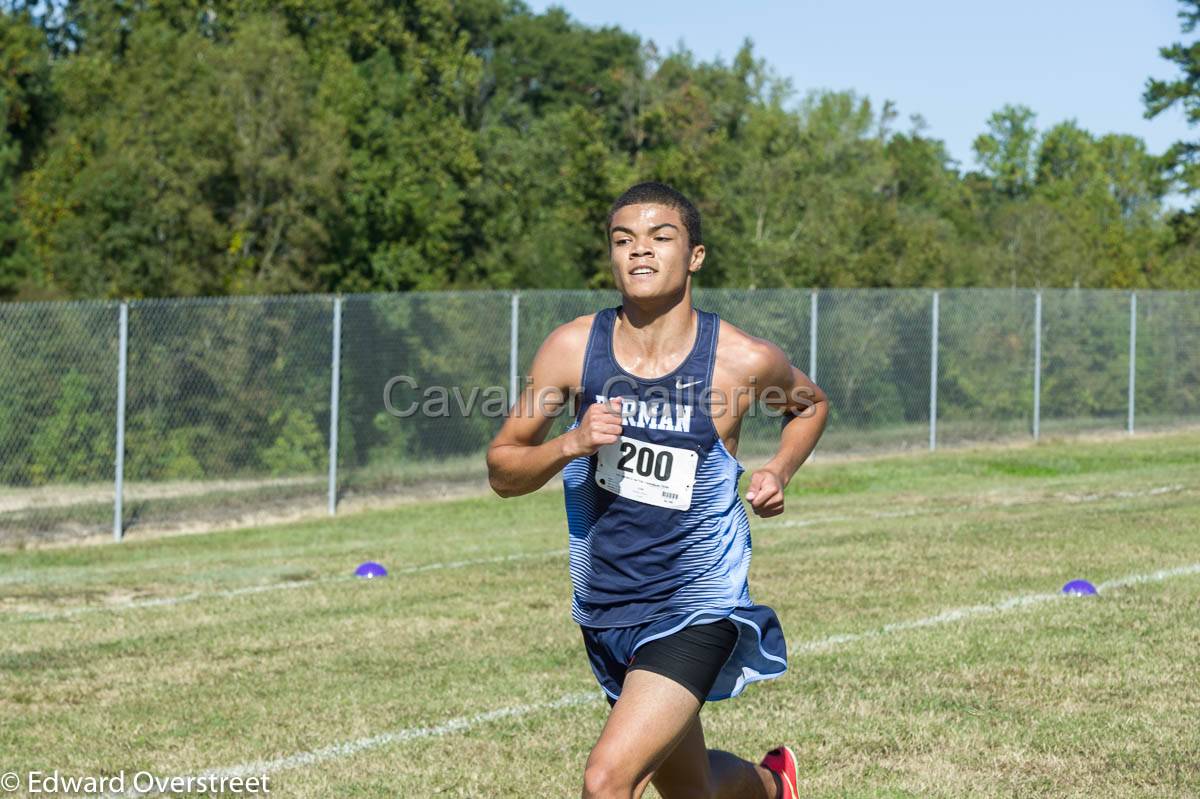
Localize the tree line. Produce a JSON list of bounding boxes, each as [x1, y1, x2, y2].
[[2, 0, 1199, 301]]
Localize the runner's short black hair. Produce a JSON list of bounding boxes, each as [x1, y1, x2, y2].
[[607, 182, 702, 249]]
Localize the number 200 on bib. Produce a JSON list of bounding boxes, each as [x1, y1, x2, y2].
[[594, 436, 698, 511]]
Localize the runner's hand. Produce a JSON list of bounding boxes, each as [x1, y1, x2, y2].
[[745, 468, 785, 517], [566, 397, 624, 457]]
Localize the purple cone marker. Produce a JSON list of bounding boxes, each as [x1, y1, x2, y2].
[[355, 561, 388, 579], [1062, 579, 1097, 596]]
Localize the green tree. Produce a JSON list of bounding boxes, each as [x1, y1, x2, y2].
[[322, 46, 481, 291], [1032, 122, 1169, 287], [1, 1, 1195, 297], [973, 104, 1038, 197], [465, 5, 642, 140], [1145, 0, 1200, 193], [0, 9, 53, 297], [719, 90, 896, 288], [21, 16, 346, 297], [261, 409, 326, 475], [469, 106, 632, 289], [884, 120, 981, 287], [28, 369, 114, 484]]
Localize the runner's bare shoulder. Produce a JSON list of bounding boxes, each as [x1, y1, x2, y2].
[[714, 318, 789, 385], [533, 314, 595, 389]]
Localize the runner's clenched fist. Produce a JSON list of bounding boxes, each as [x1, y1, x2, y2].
[[565, 396, 624, 458]]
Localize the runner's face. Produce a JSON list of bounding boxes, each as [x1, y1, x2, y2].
[[608, 204, 704, 300]]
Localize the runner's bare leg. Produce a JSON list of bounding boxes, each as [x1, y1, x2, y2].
[[582, 669, 778, 799]]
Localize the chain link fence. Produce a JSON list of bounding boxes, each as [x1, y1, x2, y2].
[[123, 296, 334, 535], [338, 291, 512, 508], [1, 289, 1196, 544], [0, 301, 120, 541]]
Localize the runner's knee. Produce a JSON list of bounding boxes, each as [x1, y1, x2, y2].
[[582, 753, 637, 799], [581, 763, 625, 799]]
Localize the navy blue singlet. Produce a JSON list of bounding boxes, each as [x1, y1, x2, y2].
[[562, 307, 788, 701]]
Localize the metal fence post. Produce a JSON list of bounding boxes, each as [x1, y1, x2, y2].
[[929, 291, 939, 451], [1033, 291, 1042, 441], [1127, 291, 1137, 435], [327, 296, 343, 516], [510, 292, 520, 408], [806, 289, 818, 463], [113, 301, 128, 542], [808, 289, 818, 381]]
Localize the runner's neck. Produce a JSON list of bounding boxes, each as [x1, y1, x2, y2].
[[614, 300, 698, 369]]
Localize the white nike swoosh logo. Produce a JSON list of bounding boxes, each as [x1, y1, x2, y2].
[[675, 378, 701, 390]]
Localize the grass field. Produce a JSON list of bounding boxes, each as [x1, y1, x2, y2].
[[2, 431, 1199, 797]]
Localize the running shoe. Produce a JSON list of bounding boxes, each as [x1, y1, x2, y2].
[[760, 745, 798, 799]]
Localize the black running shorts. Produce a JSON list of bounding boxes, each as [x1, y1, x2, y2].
[[582, 618, 740, 705]]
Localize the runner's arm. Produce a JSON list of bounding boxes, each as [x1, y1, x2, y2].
[[486, 322, 622, 497], [744, 340, 828, 516]]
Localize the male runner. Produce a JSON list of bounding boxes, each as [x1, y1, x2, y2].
[[487, 182, 828, 799]]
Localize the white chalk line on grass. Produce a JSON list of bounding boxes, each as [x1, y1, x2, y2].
[[10, 549, 568, 621], [1064, 484, 1184, 503], [93, 559, 1200, 798], [95, 690, 601, 799], [794, 561, 1200, 654], [15, 482, 1188, 622]]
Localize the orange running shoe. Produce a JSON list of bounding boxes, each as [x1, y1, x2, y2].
[[760, 745, 799, 799]]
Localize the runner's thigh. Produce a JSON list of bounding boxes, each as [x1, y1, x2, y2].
[[586, 669, 702, 791]]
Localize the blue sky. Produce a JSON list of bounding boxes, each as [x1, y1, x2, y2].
[[526, 0, 1193, 172]]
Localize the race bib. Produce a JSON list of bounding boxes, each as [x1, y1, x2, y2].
[[594, 436, 698, 511]]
